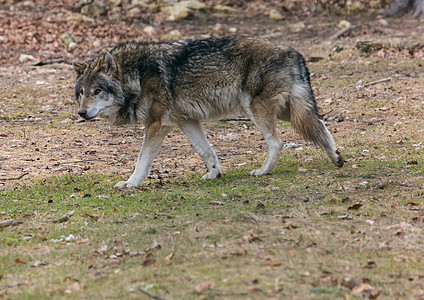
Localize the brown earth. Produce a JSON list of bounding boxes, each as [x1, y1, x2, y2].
[[1, 0, 424, 190]]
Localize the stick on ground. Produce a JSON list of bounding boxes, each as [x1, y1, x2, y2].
[[0, 220, 23, 228], [136, 287, 167, 300], [0, 172, 29, 181]]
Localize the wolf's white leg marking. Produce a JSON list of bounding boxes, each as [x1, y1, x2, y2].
[[241, 95, 283, 176], [248, 122, 283, 176], [115, 123, 172, 189], [179, 120, 222, 180]]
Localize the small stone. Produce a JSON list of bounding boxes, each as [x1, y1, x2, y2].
[[143, 25, 155, 35], [41, 105, 54, 112], [338, 20, 351, 29], [228, 27, 237, 33], [214, 4, 238, 14], [342, 277, 358, 289], [19, 54, 36, 63], [164, 30, 182, 41], [269, 9, 284, 20], [370, 0, 381, 7], [283, 142, 299, 149], [68, 42, 78, 50], [128, 7, 141, 17], [165, 0, 206, 20], [92, 39, 101, 48], [60, 32, 76, 46], [375, 182, 385, 189], [131, 0, 149, 6], [350, 1, 364, 13], [324, 98, 334, 105], [378, 18, 389, 27], [110, 0, 122, 6], [81, 0, 107, 18], [291, 21, 305, 32], [366, 219, 375, 225]]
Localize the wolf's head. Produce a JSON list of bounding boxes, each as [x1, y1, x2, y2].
[[73, 52, 124, 123]]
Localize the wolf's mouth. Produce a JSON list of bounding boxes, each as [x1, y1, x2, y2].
[[78, 109, 96, 120]]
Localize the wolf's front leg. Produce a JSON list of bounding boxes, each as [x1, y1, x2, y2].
[[179, 120, 222, 180], [115, 122, 173, 189]]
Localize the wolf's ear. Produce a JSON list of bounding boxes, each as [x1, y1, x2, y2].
[[73, 62, 88, 76], [98, 52, 118, 77]]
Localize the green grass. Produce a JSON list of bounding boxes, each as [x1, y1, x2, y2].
[[2, 149, 424, 299]]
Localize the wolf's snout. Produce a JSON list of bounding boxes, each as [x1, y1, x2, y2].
[[78, 109, 88, 118]]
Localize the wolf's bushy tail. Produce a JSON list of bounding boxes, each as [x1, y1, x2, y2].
[[289, 82, 344, 168]]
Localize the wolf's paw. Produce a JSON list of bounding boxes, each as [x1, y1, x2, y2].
[[248, 169, 268, 176], [201, 171, 221, 180], [114, 180, 138, 189]]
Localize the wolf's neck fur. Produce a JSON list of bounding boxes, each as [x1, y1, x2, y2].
[[113, 71, 142, 125]]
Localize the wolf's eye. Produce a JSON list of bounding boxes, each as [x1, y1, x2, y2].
[[94, 89, 102, 96]]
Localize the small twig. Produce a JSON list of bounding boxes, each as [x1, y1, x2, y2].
[[0, 220, 23, 228], [136, 287, 167, 300], [331, 25, 360, 40], [0, 172, 29, 181], [320, 109, 334, 117], [33, 58, 71, 66], [363, 77, 392, 87], [52, 159, 108, 167], [50, 211, 75, 224]]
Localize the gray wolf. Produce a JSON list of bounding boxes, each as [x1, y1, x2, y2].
[[73, 35, 344, 188]]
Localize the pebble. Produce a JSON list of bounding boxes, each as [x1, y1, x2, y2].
[[68, 42, 78, 50], [338, 20, 351, 29], [269, 8, 284, 20], [19, 54, 36, 63], [143, 26, 155, 35]]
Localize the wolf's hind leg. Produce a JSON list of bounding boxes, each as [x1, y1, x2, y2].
[[179, 120, 222, 180], [244, 99, 283, 176], [115, 122, 173, 189]]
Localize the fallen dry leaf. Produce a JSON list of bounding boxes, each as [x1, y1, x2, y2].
[[51, 210, 74, 223], [165, 253, 174, 261], [195, 281, 215, 293], [65, 281, 81, 293], [77, 238, 90, 244], [265, 263, 282, 267], [361, 261, 376, 269], [30, 261, 48, 267], [412, 216, 424, 224], [14, 258, 26, 265], [352, 283, 374, 294], [348, 203, 363, 211], [341, 277, 358, 290], [95, 243, 109, 255], [395, 254, 410, 262], [142, 257, 156, 267]]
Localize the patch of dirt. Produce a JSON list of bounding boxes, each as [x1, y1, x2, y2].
[[1, 0, 424, 190]]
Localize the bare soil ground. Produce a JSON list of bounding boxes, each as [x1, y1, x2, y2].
[[1, 2, 423, 190]]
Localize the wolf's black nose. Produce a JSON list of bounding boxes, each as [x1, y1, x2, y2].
[[78, 109, 88, 118]]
